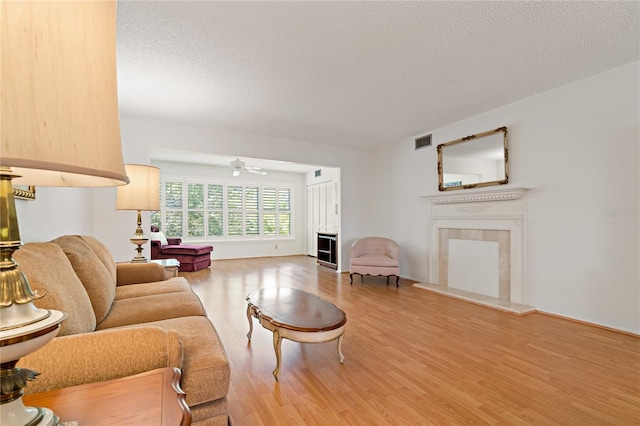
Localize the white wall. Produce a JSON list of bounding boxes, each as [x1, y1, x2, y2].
[[17, 187, 93, 243], [375, 61, 639, 334]]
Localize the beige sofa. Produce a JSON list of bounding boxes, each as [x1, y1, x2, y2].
[[14, 235, 231, 426]]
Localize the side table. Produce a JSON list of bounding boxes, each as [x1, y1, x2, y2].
[[151, 258, 181, 278], [23, 367, 191, 426]]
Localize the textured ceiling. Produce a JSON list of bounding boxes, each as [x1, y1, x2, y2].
[[116, 1, 639, 151]]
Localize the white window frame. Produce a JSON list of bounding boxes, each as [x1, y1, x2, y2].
[[153, 177, 294, 242]]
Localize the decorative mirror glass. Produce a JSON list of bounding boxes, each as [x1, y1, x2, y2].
[[437, 126, 509, 191]]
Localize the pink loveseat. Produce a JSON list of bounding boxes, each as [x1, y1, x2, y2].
[[150, 226, 213, 272], [349, 236, 400, 287]]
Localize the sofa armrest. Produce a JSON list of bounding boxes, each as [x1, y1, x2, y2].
[[386, 243, 399, 260], [116, 262, 166, 285], [19, 326, 183, 395], [350, 244, 364, 259], [167, 237, 182, 245]]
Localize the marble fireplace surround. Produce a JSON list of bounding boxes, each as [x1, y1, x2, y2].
[[415, 187, 535, 314]]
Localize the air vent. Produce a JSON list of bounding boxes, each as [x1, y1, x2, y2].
[[415, 134, 432, 150], [315, 169, 322, 177]]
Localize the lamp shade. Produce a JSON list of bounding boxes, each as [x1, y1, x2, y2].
[[116, 165, 161, 211], [0, 0, 128, 187]]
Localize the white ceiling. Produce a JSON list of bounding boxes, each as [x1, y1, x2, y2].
[[151, 149, 320, 173], [116, 1, 639, 155]]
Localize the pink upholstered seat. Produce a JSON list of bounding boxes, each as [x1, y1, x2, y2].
[[150, 226, 213, 272], [349, 237, 400, 287]]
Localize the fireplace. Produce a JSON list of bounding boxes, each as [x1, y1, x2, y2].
[[415, 188, 534, 314]]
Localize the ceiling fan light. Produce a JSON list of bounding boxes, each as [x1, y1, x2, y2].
[[229, 157, 267, 176]]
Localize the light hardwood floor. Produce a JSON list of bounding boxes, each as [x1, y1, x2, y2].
[[185, 255, 640, 425]]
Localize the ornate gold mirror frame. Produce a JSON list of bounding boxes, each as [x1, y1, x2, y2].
[[437, 126, 509, 191]]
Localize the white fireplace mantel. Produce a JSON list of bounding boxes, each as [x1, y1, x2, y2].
[[416, 187, 534, 314], [422, 187, 529, 204]]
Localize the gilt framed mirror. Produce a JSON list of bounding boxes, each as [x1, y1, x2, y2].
[[437, 126, 509, 191]]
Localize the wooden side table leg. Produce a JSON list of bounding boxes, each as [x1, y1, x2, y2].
[[246, 305, 254, 341], [272, 329, 282, 381], [337, 333, 345, 363]]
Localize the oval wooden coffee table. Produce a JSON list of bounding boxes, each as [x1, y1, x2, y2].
[[246, 287, 347, 380]]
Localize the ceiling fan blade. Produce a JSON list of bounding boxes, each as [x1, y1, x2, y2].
[[247, 169, 267, 175], [233, 169, 241, 177], [230, 158, 245, 169]]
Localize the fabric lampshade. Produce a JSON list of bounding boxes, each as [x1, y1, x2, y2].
[[0, 0, 128, 187], [116, 165, 161, 211], [0, 2, 126, 425]]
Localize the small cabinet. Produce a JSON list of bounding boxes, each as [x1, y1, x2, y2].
[[317, 232, 337, 269]]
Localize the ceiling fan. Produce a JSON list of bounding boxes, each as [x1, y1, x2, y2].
[[230, 158, 266, 177]]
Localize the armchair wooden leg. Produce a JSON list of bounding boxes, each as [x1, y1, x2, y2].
[[396, 275, 399, 287], [349, 273, 353, 285]]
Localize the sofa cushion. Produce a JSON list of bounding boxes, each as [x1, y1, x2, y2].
[[79, 235, 117, 283], [350, 254, 399, 267], [116, 262, 166, 286], [14, 243, 96, 335], [96, 292, 207, 330], [53, 235, 116, 324], [135, 316, 231, 407], [160, 244, 213, 256], [115, 277, 192, 300]]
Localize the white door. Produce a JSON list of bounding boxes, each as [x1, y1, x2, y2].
[[306, 186, 315, 256], [306, 181, 337, 256]]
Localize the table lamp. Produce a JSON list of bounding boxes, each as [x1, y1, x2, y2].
[[0, 1, 128, 425], [116, 164, 161, 263]]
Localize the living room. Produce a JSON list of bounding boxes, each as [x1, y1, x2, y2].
[[4, 1, 638, 425], [16, 1, 638, 335]]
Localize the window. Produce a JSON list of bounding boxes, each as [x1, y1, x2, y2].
[[164, 181, 183, 237], [187, 183, 205, 238], [263, 187, 291, 236], [154, 178, 293, 241], [227, 185, 243, 236], [208, 184, 223, 237], [245, 186, 260, 236]]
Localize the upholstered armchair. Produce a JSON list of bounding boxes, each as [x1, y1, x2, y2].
[[349, 237, 400, 287], [150, 226, 213, 272]]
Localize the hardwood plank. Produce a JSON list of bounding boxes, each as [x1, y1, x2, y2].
[[184, 255, 640, 425]]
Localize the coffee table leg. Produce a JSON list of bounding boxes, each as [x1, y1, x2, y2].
[[272, 329, 282, 381], [246, 305, 253, 341], [337, 333, 345, 363]]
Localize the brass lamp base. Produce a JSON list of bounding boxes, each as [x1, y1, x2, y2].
[[128, 209, 149, 263], [130, 236, 149, 263], [1, 169, 67, 426]]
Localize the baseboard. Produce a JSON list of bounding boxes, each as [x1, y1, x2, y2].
[[413, 282, 536, 315], [536, 311, 640, 338]]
